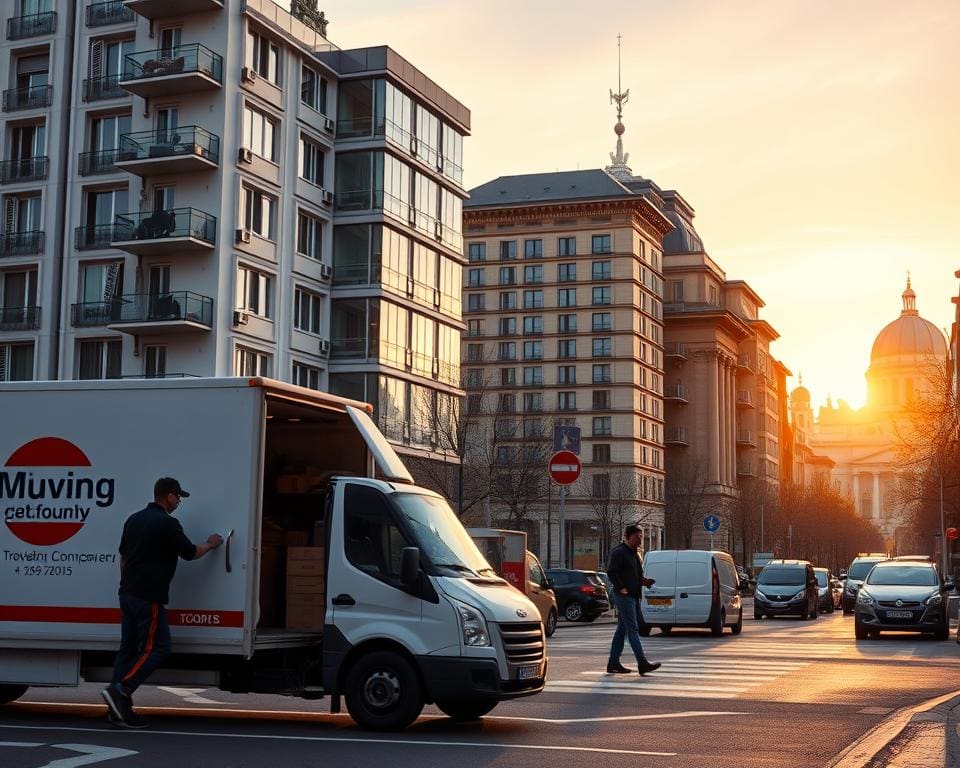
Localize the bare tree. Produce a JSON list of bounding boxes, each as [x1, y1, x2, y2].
[[664, 454, 712, 548]]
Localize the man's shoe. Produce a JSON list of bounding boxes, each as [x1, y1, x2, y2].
[[119, 710, 149, 730], [100, 684, 128, 722], [638, 661, 661, 675], [606, 663, 632, 674]]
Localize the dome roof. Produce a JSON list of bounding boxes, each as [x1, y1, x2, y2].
[[870, 279, 947, 363], [662, 210, 704, 254], [790, 385, 810, 403]]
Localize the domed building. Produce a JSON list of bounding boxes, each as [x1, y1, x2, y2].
[[790, 279, 948, 547]]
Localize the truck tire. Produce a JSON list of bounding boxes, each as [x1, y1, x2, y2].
[[0, 685, 28, 705], [344, 650, 424, 731], [544, 609, 558, 637], [435, 698, 498, 721]]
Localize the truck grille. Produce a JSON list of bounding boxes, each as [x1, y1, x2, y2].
[[498, 622, 544, 664]]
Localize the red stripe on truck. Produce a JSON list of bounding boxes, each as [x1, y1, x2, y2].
[[0, 606, 243, 627]]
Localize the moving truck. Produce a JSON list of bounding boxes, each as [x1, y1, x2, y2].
[[0, 378, 546, 729]]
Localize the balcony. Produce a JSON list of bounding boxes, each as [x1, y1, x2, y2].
[[7, 12, 56, 40], [0, 231, 44, 257], [79, 148, 123, 177], [116, 127, 220, 176], [737, 354, 754, 374], [0, 157, 49, 185], [664, 342, 687, 363], [75, 224, 120, 251], [86, 0, 135, 26], [83, 75, 127, 102], [111, 208, 216, 256], [736, 390, 755, 409], [2, 85, 53, 112], [121, 45, 223, 98], [736, 429, 757, 447], [70, 300, 121, 327], [106, 291, 213, 336], [664, 384, 689, 404], [124, 0, 223, 21], [737, 460, 756, 477], [0, 305, 40, 331], [665, 426, 689, 447]]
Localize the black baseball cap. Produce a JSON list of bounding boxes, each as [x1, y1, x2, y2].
[[154, 477, 190, 498]]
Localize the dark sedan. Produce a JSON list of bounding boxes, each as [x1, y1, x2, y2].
[[545, 568, 610, 622], [854, 561, 954, 640], [815, 568, 841, 613]]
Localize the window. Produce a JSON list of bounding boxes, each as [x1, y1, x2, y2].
[[344, 484, 413, 586], [243, 105, 278, 162], [592, 286, 611, 305], [500, 367, 516, 386], [669, 280, 684, 301], [558, 263, 576, 282], [523, 366, 542, 386], [499, 266, 516, 285], [592, 444, 611, 464], [523, 392, 543, 412], [292, 361, 322, 390], [523, 340, 542, 360], [300, 65, 327, 113], [593, 363, 611, 383], [524, 239, 542, 258], [235, 345, 271, 376], [592, 261, 612, 281], [522, 315, 542, 335], [236, 265, 273, 318], [709, 285, 719, 305], [498, 317, 516, 335], [558, 339, 576, 359], [498, 341, 516, 360], [592, 337, 612, 357], [466, 394, 482, 414], [558, 391, 576, 411], [467, 268, 484, 287], [242, 186, 277, 239], [499, 240, 516, 260], [524, 265, 543, 284], [143, 345, 165, 378], [558, 237, 576, 256], [499, 292, 517, 310], [468, 242, 486, 262], [523, 419, 542, 438], [591, 234, 611, 254], [296, 211, 322, 260], [592, 312, 612, 331], [294, 287, 323, 334], [498, 393, 516, 413], [593, 474, 611, 498], [300, 135, 325, 186], [557, 365, 576, 384], [77, 339, 121, 379], [466, 343, 482, 361], [467, 294, 485, 311], [558, 314, 577, 333], [0, 342, 34, 381], [593, 416, 612, 436], [522, 289, 543, 309], [558, 288, 576, 307], [593, 390, 611, 410], [465, 368, 483, 388], [247, 29, 280, 84], [466, 319, 483, 337]]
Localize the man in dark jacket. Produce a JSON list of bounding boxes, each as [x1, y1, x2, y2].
[[606, 524, 661, 675], [101, 477, 222, 728]]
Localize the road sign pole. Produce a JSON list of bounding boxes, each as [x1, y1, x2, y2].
[[559, 485, 566, 569]]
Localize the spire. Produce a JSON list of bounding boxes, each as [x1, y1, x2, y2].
[[901, 272, 917, 316], [604, 34, 633, 182]]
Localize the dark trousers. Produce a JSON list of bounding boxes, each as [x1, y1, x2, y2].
[[112, 592, 171, 696], [608, 593, 648, 666]]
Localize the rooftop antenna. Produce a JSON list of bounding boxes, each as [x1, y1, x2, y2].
[[605, 33, 633, 181]]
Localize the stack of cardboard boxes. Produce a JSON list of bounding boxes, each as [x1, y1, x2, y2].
[[286, 546, 325, 631]]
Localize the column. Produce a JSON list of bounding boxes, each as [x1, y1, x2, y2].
[[729, 366, 738, 483], [852, 473, 861, 516], [707, 354, 721, 483], [718, 359, 728, 486], [872, 472, 881, 520]]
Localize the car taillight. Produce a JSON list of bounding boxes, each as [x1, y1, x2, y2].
[[579, 585, 596, 594]]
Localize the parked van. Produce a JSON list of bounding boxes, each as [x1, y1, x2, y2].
[[639, 550, 743, 636]]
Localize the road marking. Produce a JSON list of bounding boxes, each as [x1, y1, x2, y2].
[[0, 740, 45, 746], [0, 741, 137, 767], [489, 710, 747, 724], [0, 725, 676, 757], [158, 687, 234, 705], [547, 685, 737, 699]]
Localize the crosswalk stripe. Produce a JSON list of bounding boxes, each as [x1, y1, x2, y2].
[[548, 680, 747, 693], [546, 686, 739, 699], [580, 671, 785, 681]]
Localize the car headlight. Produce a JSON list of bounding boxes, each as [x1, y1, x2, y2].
[[754, 590, 767, 601], [925, 593, 943, 606], [845, 584, 858, 595], [453, 599, 490, 647], [857, 591, 874, 606], [793, 590, 807, 600]]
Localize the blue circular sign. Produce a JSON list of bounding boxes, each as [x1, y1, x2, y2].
[[704, 514, 721, 533]]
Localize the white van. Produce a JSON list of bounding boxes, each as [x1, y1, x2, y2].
[[639, 550, 743, 636]]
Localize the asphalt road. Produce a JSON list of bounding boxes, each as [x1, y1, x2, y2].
[[2, 606, 959, 767]]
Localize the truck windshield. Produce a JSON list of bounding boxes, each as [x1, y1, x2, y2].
[[392, 493, 497, 578]]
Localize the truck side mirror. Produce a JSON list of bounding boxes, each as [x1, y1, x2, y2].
[[400, 547, 420, 586]]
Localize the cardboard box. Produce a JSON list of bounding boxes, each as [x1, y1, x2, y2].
[[287, 546, 324, 560], [285, 602, 325, 631], [287, 574, 325, 594], [287, 558, 324, 576], [285, 530, 310, 547], [277, 474, 309, 494], [287, 592, 326, 607]]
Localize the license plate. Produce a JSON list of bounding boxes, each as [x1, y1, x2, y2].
[[886, 610, 913, 619], [647, 597, 672, 606], [518, 664, 540, 680], [770, 602, 786, 608]]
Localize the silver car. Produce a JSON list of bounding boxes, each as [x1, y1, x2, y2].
[[854, 561, 953, 640]]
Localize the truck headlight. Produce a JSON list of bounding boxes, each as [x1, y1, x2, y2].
[[857, 591, 874, 606], [453, 599, 490, 647]]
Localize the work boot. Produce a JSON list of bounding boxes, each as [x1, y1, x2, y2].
[[606, 662, 632, 674], [637, 661, 661, 675]]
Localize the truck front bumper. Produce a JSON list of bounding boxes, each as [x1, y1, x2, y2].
[[416, 655, 546, 702]]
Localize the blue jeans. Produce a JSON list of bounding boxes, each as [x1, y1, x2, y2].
[[608, 593, 648, 667], [112, 592, 172, 696]]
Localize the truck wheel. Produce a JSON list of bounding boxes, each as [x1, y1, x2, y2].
[[435, 698, 498, 721], [0, 685, 28, 705], [344, 651, 424, 731], [545, 609, 558, 638]]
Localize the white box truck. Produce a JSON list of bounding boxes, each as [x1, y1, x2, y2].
[[0, 378, 546, 729]]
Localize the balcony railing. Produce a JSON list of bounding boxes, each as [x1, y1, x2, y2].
[[736, 429, 757, 446], [664, 342, 687, 361], [0, 157, 49, 184], [107, 292, 213, 327], [737, 460, 756, 477], [664, 384, 688, 402], [737, 354, 754, 373], [665, 427, 689, 445], [122, 44, 223, 84], [86, 0, 135, 26], [75, 224, 119, 251], [0, 305, 40, 330], [82, 75, 126, 102], [79, 148, 124, 176], [0, 231, 44, 257], [71, 299, 122, 327], [736, 390, 755, 408], [118, 126, 220, 165], [7, 12, 57, 40], [113, 208, 216, 245], [2, 84, 53, 112]]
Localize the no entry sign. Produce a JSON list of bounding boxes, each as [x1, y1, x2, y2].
[[548, 450, 581, 486]]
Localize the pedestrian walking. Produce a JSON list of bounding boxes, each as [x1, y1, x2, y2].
[[101, 477, 223, 728], [606, 524, 661, 675]]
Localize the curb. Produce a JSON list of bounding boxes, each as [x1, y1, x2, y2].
[[827, 689, 960, 768]]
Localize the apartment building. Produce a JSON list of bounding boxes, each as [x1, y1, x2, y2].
[[462, 170, 673, 567], [0, 0, 468, 462]]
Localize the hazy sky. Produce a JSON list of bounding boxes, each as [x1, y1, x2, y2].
[[319, 0, 960, 409]]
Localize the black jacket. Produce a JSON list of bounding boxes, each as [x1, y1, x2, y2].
[[606, 542, 645, 598], [119, 503, 197, 604]]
